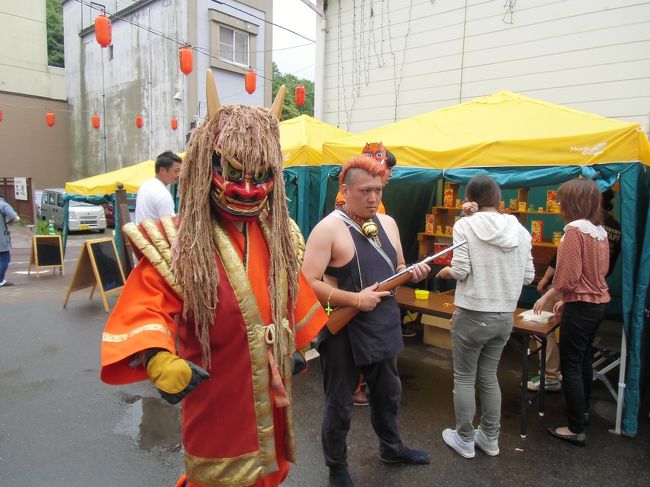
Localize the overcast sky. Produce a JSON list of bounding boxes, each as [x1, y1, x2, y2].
[[272, 0, 317, 81]]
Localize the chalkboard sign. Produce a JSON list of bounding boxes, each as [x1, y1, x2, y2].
[[29, 235, 64, 277], [64, 237, 125, 312], [89, 239, 124, 292]]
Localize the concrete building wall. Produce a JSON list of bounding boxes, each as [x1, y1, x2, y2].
[[64, 0, 188, 179], [63, 0, 273, 180], [320, 0, 650, 135]]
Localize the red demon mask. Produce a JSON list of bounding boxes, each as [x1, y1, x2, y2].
[[210, 150, 274, 221]]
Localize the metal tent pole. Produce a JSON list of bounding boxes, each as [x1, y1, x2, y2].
[[610, 326, 627, 435]]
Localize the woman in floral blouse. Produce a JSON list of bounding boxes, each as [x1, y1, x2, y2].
[[534, 178, 610, 447]]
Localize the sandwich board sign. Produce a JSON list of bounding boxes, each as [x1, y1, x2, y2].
[[28, 235, 64, 277], [64, 238, 125, 312]]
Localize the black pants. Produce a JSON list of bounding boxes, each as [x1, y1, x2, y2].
[[319, 329, 403, 468], [560, 301, 606, 434]]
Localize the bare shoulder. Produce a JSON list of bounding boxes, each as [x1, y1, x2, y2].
[[376, 212, 397, 230], [307, 212, 344, 242]]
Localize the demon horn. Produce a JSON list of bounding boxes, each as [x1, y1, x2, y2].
[[206, 69, 221, 119], [271, 85, 286, 120]]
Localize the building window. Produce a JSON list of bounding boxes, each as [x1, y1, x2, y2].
[[209, 9, 259, 75], [219, 26, 249, 67], [108, 44, 113, 60]]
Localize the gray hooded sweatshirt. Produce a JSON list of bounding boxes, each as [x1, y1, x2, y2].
[[450, 211, 535, 312]]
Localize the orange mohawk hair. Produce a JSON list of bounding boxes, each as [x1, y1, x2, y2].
[[339, 156, 386, 185]]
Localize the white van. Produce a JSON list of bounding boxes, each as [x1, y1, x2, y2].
[[40, 189, 107, 232]]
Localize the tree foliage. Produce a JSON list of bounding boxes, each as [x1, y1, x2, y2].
[[271, 62, 314, 121], [47, 0, 64, 68]]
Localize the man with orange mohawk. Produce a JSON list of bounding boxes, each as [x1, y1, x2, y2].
[[99, 72, 327, 487], [303, 156, 431, 487]]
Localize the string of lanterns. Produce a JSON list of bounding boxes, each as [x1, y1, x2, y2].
[[91, 13, 309, 104], [0, 14, 309, 130]]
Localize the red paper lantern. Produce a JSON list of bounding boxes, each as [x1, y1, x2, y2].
[[0, 110, 3, 123], [135, 115, 143, 128], [171, 117, 178, 130], [46, 112, 55, 127], [95, 15, 112, 48], [91, 114, 100, 129], [295, 85, 306, 107], [179, 47, 193, 75], [244, 69, 256, 95]]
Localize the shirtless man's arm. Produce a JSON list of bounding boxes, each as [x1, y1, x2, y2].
[[302, 214, 390, 312]]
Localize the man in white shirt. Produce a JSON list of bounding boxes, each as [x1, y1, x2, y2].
[[135, 151, 182, 224]]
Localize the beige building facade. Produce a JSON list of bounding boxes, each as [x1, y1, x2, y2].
[[0, 0, 69, 190], [317, 0, 650, 136]]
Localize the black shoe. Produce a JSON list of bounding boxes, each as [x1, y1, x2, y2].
[[402, 325, 416, 338], [546, 427, 586, 447], [380, 445, 431, 465], [329, 467, 355, 487]]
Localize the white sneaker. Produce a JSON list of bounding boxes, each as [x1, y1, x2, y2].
[[474, 427, 499, 456], [442, 428, 475, 458]]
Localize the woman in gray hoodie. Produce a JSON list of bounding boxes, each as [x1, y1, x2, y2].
[[436, 175, 534, 458]]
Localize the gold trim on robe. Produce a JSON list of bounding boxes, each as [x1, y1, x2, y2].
[[102, 323, 172, 343], [186, 221, 289, 483], [122, 216, 306, 484]]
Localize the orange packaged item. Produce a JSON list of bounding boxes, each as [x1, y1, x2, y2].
[[531, 220, 543, 243], [443, 183, 458, 208], [546, 190, 557, 212], [425, 214, 435, 235], [433, 243, 453, 266]]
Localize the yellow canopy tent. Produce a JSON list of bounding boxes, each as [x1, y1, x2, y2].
[[322, 91, 650, 168], [280, 114, 351, 167], [279, 115, 351, 235], [321, 91, 650, 438], [65, 160, 156, 196]]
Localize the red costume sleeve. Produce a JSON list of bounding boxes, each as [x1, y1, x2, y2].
[[100, 260, 182, 385]]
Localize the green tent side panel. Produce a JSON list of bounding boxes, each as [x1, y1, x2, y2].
[[283, 169, 299, 229], [283, 166, 320, 238], [621, 164, 650, 435]]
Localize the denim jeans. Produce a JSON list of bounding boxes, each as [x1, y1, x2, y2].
[[560, 301, 606, 434], [451, 307, 513, 442], [0, 251, 10, 282]]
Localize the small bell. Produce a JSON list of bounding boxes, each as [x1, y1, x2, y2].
[[361, 220, 378, 239], [361, 221, 381, 246]]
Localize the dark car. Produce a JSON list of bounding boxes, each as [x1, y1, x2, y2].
[[102, 199, 136, 228]]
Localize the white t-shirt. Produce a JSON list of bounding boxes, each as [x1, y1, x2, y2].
[[135, 177, 175, 224]]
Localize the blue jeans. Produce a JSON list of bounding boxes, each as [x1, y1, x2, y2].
[[0, 251, 10, 282], [451, 307, 513, 441]]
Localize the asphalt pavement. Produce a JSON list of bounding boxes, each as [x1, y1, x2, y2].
[[1, 226, 648, 486]]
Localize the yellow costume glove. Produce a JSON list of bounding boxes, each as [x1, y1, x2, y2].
[[145, 350, 210, 405]]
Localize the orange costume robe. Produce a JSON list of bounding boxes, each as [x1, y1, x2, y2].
[[101, 218, 327, 487]]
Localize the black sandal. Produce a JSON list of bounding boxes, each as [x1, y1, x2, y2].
[[546, 427, 586, 447]]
